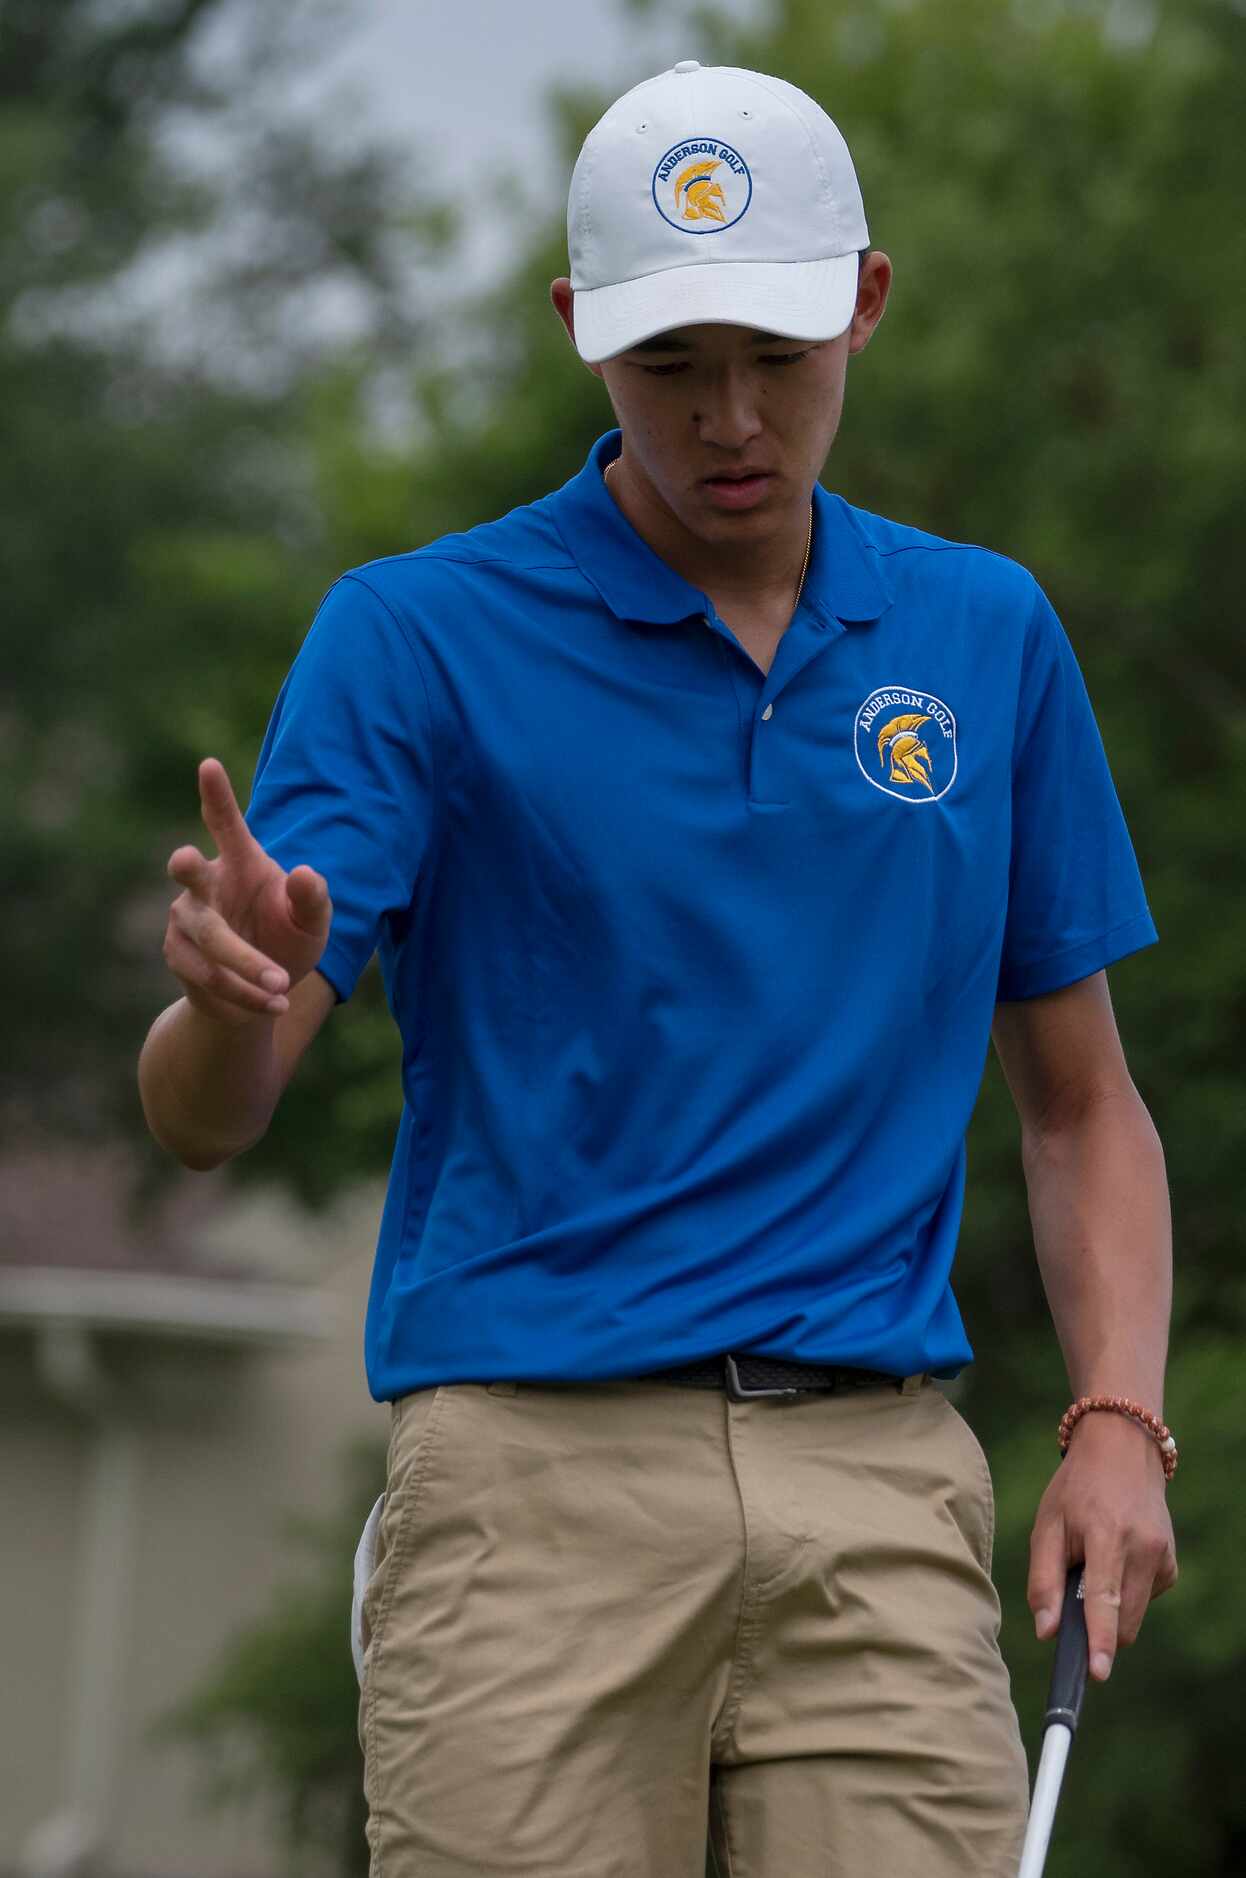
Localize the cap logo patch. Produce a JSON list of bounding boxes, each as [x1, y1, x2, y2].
[[652, 137, 752, 233], [854, 687, 958, 803]]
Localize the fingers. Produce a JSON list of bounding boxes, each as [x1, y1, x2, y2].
[[1032, 1443, 1179, 1682], [1152, 1547, 1179, 1598], [164, 920, 290, 1017], [1072, 1530, 1175, 1678], [198, 757, 256, 862], [1032, 1519, 1124, 1681], [165, 898, 290, 1015], [166, 763, 327, 1010], [167, 844, 212, 895], [286, 864, 332, 934], [179, 897, 289, 989], [1118, 1531, 1178, 1636], [1027, 1507, 1069, 1642], [1081, 1564, 1123, 1682]]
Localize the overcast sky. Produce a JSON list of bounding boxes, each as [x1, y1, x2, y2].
[[312, 0, 764, 284], [98, 0, 767, 375]]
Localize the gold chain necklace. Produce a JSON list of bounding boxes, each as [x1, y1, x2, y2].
[[795, 499, 813, 605], [603, 456, 813, 608]]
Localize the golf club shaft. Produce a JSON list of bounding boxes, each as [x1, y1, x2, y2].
[[1016, 1565, 1088, 1877], [1018, 1723, 1072, 1878]]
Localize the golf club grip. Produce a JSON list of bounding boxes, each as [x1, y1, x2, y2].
[[1044, 1564, 1089, 1734]]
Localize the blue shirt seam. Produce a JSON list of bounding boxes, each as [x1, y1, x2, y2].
[[872, 538, 1031, 573], [544, 504, 626, 615], [336, 572, 443, 849], [412, 550, 578, 573], [401, 547, 601, 611], [1011, 580, 1069, 776], [1008, 580, 1049, 765], [334, 575, 443, 1034], [1002, 909, 1156, 981]]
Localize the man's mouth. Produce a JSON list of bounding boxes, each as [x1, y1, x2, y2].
[[702, 470, 774, 509]]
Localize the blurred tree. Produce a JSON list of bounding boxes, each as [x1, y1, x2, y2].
[[153, 1435, 386, 1878], [8, 0, 1244, 1873], [0, 0, 448, 1189]]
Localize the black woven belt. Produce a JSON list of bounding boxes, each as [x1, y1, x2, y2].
[[639, 1353, 904, 1400]]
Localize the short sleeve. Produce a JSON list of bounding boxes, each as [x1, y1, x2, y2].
[[997, 585, 1157, 1001], [245, 573, 437, 1002]]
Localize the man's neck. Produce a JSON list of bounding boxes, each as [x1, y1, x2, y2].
[[603, 455, 813, 618]]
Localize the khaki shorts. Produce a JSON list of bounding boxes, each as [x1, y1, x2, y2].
[[356, 1376, 1028, 1877]]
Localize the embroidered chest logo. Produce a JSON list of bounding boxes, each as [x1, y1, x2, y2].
[[854, 687, 958, 804], [652, 137, 752, 233]]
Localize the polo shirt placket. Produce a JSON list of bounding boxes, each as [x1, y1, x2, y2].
[[554, 438, 894, 816]]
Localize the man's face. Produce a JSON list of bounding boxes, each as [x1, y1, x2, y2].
[[597, 323, 852, 537], [550, 255, 890, 548]]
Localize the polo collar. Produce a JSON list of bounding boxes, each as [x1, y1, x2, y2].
[[547, 430, 894, 630]]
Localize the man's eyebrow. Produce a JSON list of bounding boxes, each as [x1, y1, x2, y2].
[[629, 335, 695, 352], [628, 330, 791, 353]]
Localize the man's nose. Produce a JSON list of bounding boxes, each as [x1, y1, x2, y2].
[[695, 368, 764, 449]]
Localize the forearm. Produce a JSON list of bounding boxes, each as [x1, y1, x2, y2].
[[139, 996, 284, 1171], [1022, 1085, 1171, 1408]]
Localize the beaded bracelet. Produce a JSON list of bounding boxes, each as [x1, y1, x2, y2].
[[1058, 1395, 1179, 1482]]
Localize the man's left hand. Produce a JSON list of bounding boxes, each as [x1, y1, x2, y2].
[[1028, 1410, 1177, 1681]]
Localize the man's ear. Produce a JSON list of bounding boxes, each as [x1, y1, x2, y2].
[[550, 277, 606, 379], [847, 250, 892, 357]]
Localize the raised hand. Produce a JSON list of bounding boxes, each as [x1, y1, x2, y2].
[[163, 757, 333, 1025]]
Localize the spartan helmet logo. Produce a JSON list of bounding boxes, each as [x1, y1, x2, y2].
[[674, 159, 727, 223], [652, 138, 751, 233], [876, 713, 934, 792], [854, 687, 958, 803]]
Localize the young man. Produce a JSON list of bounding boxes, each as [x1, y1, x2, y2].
[[140, 62, 1177, 1878]]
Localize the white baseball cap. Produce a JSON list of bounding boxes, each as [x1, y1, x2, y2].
[[567, 60, 869, 364]]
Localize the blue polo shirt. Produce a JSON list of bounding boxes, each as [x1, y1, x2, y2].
[[247, 429, 1156, 1398]]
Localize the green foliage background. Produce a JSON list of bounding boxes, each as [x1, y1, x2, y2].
[[6, 0, 1244, 1873]]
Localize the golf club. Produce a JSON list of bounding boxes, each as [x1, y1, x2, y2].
[[1017, 1564, 1090, 1878]]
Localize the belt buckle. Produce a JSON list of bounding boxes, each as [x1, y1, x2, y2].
[[724, 1354, 801, 1401]]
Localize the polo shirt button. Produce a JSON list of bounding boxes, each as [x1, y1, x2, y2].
[[761, 703, 773, 720]]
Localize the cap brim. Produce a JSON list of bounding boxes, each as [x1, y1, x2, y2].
[[572, 253, 861, 364]]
